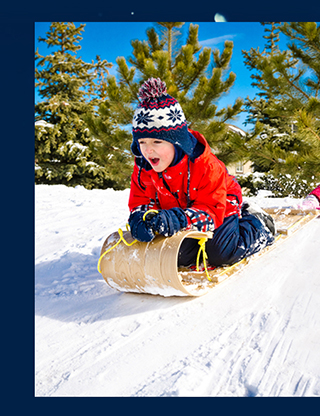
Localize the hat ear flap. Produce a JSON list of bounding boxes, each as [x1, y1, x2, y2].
[[131, 140, 142, 157]]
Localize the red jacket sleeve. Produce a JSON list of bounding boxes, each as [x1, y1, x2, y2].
[[310, 184, 320, 202]]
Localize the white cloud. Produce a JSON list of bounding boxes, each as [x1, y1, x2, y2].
[[199, 34, 238, 47]]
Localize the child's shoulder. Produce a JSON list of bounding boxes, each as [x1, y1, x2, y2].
[[310, 184, 320, 199]]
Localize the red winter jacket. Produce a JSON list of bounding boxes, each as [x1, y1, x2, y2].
[[128, 129, 242, 231], [310, 184, 320, 201]]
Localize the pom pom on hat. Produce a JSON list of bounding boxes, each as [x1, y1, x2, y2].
[[138, 78, 167, 102], [132, 77, 196, 157]]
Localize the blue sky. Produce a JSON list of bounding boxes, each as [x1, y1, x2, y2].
[[35, 21, 289, 130]]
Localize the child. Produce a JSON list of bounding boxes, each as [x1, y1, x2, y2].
[[298, 185, 320, 210], [128, 78, 275, 268]]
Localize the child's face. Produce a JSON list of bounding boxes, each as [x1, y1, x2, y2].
[[138, 138, 175, 172]]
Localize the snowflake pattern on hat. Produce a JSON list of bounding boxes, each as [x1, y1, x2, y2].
[[133, 101, 186, 130], [167, 108, 182, 123], [135, 110, 154, 126]]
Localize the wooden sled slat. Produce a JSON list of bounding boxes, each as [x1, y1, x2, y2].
[[264, 207, 318, 215], [264, 207, 318, 235]]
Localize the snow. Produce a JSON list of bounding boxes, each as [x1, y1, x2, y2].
[[35, 120, 54, 128], [227, 124, 246, 137], [35, 184, 320, 397]]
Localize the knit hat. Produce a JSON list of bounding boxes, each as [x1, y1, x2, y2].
[[131, 78, 196, 157]]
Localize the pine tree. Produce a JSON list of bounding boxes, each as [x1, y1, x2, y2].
[[84, 100, 134, 190], [242, 22, 320, 186], [154, 22, 184, 68], [262, 22, 281, 53], [35, 22, 118, 189], [90, 22, 244, 169]]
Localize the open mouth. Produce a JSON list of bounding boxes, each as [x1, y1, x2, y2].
[[150, 158, 160, 166]]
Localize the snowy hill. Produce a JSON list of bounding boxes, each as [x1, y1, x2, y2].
[[35, 185, 320, 397]]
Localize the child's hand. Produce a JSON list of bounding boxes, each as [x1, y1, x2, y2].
[[128, 211, 155, 242], [150, 208, 188, 237]]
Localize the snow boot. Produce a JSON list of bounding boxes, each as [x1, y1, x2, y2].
[[241, 201, 277, 236]]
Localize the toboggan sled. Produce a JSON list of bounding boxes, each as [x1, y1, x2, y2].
[[98, 208, 319, 297]]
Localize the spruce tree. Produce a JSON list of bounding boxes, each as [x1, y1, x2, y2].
[[90, 22, 243, 169], [242, 22, 320, 187], [35, 22, 118, 189], [84, 100, 134, 190]]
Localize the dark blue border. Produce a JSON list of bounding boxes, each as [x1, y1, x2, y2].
[[2, 0, 318, 411]]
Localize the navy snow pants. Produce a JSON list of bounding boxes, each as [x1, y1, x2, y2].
[[178, 212, 274, 268]]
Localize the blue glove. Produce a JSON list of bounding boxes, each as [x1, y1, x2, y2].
[[129, 211, 155, 242], [150, 208, 188, 237]]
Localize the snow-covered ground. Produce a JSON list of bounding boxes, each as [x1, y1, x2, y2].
[[35, 184, 320, 397]]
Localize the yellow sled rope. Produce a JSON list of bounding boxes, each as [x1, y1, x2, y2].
[[97, 209, 212, 281], [97, 209, 214, 296], [97, 227, 137, 274]]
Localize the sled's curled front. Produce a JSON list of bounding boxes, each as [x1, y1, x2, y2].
[[99, 230, 212, 297]]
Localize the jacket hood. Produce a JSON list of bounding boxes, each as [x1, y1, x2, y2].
[[131, 130, 198, 158]]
